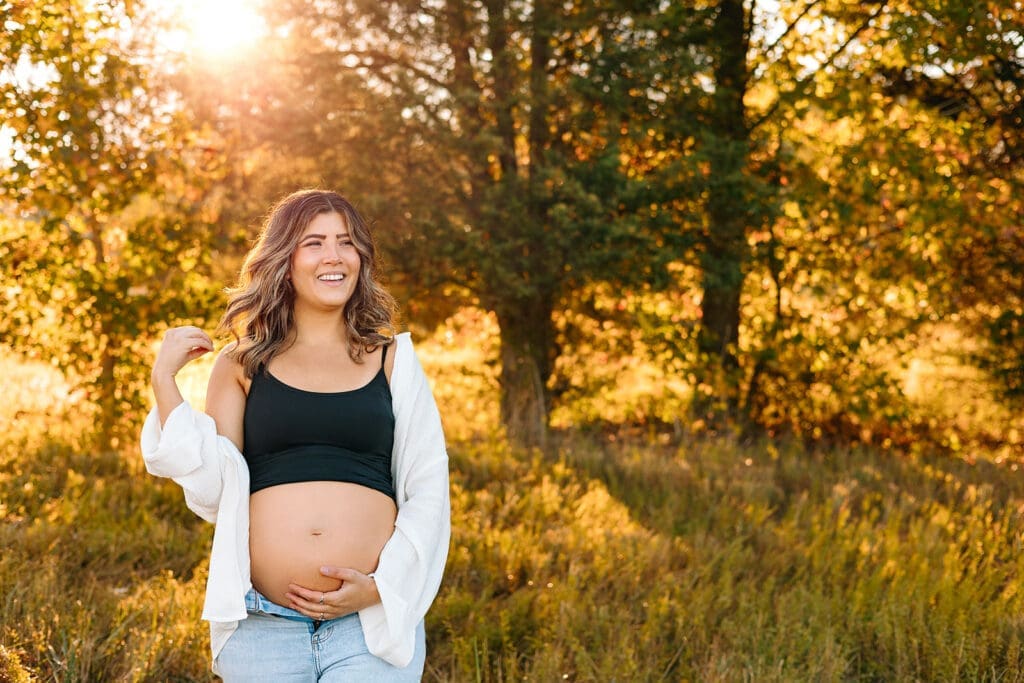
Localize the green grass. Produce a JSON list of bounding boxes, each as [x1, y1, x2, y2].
[[3, 334, 1024, 681]]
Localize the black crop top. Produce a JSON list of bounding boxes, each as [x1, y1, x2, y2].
[[242, 345, 396, 498]]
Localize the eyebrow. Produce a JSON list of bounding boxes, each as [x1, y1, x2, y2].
[[300, 232, 350, 240]]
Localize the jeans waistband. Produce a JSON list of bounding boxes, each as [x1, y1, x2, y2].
[[245, 588, 340, 624]]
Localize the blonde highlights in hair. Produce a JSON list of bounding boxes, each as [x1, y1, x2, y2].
[[217, 189, 397, 377]]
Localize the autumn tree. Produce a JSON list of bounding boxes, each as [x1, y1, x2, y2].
[[0, 0, 223, 447], [876, 2, 1024, 401], [583, 0, 1019, 444], [210, 0, 685, 448]]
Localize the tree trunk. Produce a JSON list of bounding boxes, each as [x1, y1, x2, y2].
[[489, 0, 555, 450], [696, 0, 751, 420], [86, 215, 120, 452], [495, 296, 554, 450], [97, 335, 119, 451]]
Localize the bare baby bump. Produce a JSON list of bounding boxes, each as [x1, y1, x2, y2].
[[248, 481, 397, 608]]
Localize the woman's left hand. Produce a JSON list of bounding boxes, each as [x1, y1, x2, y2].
[[285, 566, 381, 621]]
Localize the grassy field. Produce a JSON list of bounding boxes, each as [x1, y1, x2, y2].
[[3, 326, 1024, 681]]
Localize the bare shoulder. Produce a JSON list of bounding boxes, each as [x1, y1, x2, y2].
[[383, 338, 397, 385], [210, 340, 249, 390]]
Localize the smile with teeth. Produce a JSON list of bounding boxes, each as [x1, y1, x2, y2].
[[317, 273, 346, 281]]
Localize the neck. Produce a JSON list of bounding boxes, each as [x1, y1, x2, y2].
[[289, 303, 350, 348]]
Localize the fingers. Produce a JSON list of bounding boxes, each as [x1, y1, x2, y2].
[[285, 586, 344, 620], [286, 580, 341, 618], [320, 566, 362, 582], [287, 583, 324, 604], [285, 569, 376, 619], [153, 326, 214, 377], [169, 326, 214, 352]]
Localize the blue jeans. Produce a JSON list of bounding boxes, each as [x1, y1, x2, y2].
[[213, 589, 426, 681]]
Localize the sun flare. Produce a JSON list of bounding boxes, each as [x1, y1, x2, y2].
[[162, 0, 267, 60]]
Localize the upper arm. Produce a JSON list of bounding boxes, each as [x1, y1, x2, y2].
[[205, 344, 247, 452]]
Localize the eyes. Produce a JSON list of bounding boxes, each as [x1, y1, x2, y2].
[[300, 237, 355, 249]]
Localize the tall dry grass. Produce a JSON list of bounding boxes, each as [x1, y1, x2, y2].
[[2, 327, 1024, 681]]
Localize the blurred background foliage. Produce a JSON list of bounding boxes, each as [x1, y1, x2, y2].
[[2, 0, 1021, 453], [1, 0, 1023, 679]]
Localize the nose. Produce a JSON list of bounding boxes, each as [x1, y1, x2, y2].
[[322, 242, 343, 262]]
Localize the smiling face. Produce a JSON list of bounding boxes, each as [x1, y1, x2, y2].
[[288, 211, 361, 312]]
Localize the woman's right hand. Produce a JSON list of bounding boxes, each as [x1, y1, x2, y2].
[[151, 326, 214, 425], [152, 326, 215, 380]]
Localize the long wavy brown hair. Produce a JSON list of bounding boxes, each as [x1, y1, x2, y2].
[[217, 189, 397, 377]]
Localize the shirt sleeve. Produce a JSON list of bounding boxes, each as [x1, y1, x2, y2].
[[139, 400, 226, 523], [360, 336, 451, 667], [140, 400, 252, 625]]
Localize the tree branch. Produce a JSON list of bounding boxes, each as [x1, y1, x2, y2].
[[758, 0, 824, 57], [749, 1, 888, 132], [301, 49, 453, 94]]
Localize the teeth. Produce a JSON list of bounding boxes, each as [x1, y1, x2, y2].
[[318, 273, 345, 281]]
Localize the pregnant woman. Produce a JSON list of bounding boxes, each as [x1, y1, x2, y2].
[[140, 189, 450, 681]]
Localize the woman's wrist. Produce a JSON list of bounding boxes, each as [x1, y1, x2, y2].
[[364, 574, 381, 607], [151, 371, 185, 425]]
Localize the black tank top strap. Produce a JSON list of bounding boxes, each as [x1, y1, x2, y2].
[[381, 342, 388, 369]]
